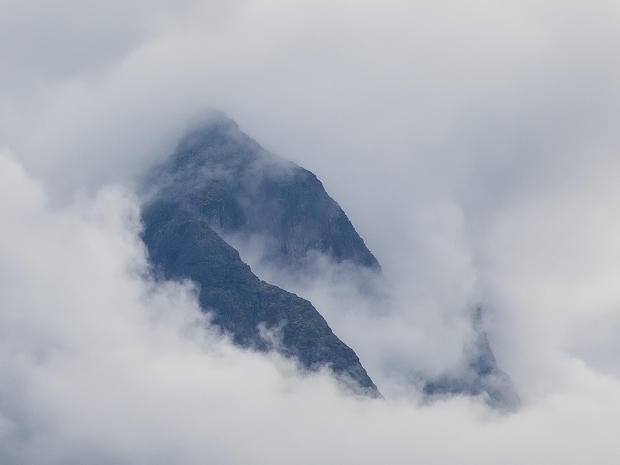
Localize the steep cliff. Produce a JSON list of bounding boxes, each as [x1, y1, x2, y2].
[[146, 115, 379, 272], [141, 114, 379, 395]]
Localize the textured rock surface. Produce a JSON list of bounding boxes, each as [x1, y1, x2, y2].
[[146, 115, 380, 272]]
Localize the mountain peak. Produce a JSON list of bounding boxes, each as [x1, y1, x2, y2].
[[141, 116, 381, 395], [152, 118, 380, 272]]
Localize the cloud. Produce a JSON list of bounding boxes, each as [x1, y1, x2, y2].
[[2, 149, 620, 464], [2, 0, 620, 462]]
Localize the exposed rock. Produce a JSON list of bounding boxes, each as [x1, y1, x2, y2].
[[141, 113, 379, 395], [146, 114, 379, 272]]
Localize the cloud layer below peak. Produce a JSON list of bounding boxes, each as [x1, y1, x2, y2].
[[2, 1, 620, 462]]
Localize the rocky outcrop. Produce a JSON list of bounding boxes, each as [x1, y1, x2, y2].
[[145, 115, 379, 272], [423, 307, 520, 410], [141, 114, 379, 395]]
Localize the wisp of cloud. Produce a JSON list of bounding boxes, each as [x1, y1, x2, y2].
[[2, 0, 620, 463]]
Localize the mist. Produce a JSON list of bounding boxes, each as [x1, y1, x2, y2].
[[2, 0, 620, 462]]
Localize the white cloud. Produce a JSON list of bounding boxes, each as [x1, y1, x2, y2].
[[2, 0, 620, 462], [3, 150, 620, 464]]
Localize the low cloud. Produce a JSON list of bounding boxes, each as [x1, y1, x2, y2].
[[2, 0, 620, 462], [2, 149, 620, 464]]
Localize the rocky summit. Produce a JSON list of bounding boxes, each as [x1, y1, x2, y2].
[[141, 113, 379, 395]]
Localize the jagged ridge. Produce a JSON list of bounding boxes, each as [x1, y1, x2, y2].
[[141, 114, 379, 395], [147, 115, 380, 272]]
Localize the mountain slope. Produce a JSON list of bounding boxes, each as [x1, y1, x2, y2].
[[141, 115, 379, 395], [146, 115, 380, 272]]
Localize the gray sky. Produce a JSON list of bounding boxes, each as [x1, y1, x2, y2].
[[2, 0, 620, 463]]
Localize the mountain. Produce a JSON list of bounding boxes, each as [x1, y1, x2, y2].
[[423, 307, 520, 409], [146, 116, 380, 272], [141, 113, 379, 395], [140, 112, 518, 408]]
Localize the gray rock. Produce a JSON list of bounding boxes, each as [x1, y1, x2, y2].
[[141, 113, 379, 395]]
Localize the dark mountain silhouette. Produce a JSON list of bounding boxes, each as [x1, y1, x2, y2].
[[141, 113, 379, 395]]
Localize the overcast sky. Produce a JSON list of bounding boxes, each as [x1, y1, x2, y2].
[[2, 0, 620, 463]]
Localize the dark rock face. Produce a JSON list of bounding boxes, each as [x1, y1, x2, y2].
[[141, 114, 379, 395], [146, 116, 380, 272]]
